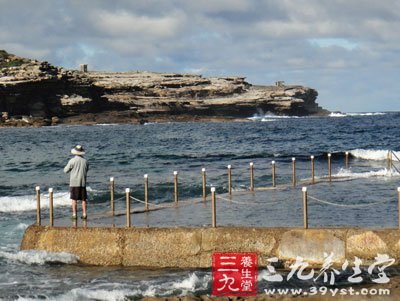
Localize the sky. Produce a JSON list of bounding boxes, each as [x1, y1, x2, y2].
[[1, 0, 399, 112]]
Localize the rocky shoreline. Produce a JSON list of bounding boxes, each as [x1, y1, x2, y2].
[[0, 51, 329, 127]]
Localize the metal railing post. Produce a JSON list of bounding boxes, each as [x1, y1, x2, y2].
[[249, 162, 254, 191], [202, 168, 207, 200], [211, 187, 216, 228], [126, 188, 131, 227], [292, 157, 296, 187], [49, 188, 54, 227], [271, 161, 276, 187], [227, 165, 232, 195], [110, 177, 115, 215], [328, 153, 332, 182], [310, 156, 315, 184], [36, 186, 41, 225], [174, 171, 179, 203], [302, 187, 308, 229], [144, 174, 149, 211]]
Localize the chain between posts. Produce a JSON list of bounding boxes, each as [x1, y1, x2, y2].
[[308, 195, 393, 208]]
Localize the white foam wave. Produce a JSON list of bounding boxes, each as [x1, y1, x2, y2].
[[347, 112, 386, 116], [248, 114, 300, 121], [44, 273, 210, 301], [329, 112, 347, 117], [171, 272, 211, 295], [0, 192, 70, 212], [67, 288, 132, 301], [335, 168, 399, 179], [329, 112, 386, 118], [0, 250, 78, 265], [16, 223, 29, 230], [172, 272, 200, 290], [349, 149, 400, 161]]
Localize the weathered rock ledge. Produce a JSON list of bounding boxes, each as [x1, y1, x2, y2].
[[0, 51, 329, 126], [21, 226, 400, 268]]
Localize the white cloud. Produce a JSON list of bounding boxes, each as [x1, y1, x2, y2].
[[91, 9, 184, 39]]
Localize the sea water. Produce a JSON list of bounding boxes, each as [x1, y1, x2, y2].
[[1, 112, 400, 299]]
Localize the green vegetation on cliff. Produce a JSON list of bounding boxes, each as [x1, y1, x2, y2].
[[0, 50, 28, 68]]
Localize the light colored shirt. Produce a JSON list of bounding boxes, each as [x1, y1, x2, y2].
[[63, 155, 89, 187]]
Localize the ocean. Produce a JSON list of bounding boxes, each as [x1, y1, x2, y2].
[[1, 112, 400, 300]]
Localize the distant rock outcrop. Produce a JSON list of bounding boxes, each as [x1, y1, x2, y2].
[[0, 50, 329, 126]]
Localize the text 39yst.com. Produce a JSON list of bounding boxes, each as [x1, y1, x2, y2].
[[264, 286, 390, 297]]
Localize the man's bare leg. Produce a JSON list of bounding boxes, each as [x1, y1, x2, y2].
[[82, 200, 87, 218], [71, 199, 77, 217]]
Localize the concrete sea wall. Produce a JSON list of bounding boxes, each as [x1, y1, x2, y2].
[[21, 225, 400, 267]]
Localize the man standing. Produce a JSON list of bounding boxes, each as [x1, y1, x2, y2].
[[64, 145, 89, 220]]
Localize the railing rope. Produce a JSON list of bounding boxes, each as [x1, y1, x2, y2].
[[217, 194, 282, 206], [308, 195, 393, 208], [130, 195, 162, 207]]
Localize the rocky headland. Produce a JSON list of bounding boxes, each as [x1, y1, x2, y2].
[[0, 50, 329, 126]]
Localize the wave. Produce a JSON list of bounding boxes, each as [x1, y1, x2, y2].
[[0, 250, 78, 265], [349, 149, 400, 161], [0, 192, 70, 213], [172, 272, 210, 292], [348, 112, 386, 116], [329, 112, 386, 118], [248, 114, 300, 121], [334, 168, 399, 179], [34, 272, 211, 301]]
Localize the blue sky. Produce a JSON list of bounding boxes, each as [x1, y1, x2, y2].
[[1, 0, 399, 112]]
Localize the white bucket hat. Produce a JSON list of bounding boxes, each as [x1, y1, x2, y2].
[[71, 145, 85, 156]]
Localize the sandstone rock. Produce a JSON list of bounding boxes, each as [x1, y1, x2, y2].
[[347, 230, 389, 260], [277, 229, 346, 264], [0, 50, 329, 126]]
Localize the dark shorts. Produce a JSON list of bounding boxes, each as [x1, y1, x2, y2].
[[70, 187, 87, 201]]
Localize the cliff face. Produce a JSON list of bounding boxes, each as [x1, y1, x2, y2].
[[0, 51, 328, 126]]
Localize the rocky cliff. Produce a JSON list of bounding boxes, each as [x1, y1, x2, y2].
[[0, 51, 328, 126]]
